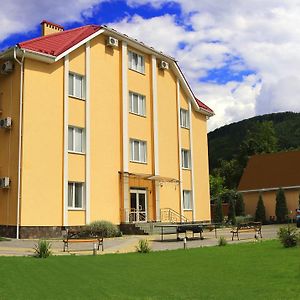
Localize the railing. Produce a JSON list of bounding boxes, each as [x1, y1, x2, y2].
[[160, 208, 189, 223], [122, 208, 147, 223]]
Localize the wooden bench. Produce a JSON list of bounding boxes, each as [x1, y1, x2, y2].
[[231, 222, 262, 241], [63, 229, 104, 252]]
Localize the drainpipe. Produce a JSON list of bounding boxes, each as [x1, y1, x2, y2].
[[13, 46, 25, 239]]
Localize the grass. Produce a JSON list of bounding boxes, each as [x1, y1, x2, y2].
[[0, 237, 10, 241], [0, 240, 299, 299]]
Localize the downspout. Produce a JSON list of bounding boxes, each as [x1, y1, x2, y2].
[[13, 47, 25, 239]]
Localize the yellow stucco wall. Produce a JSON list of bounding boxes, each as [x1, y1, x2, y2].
[[0, 62, 21, 225], [192, 111, 211, 221], [21, 58, 64, 226], [243, 189, 300, 220], [156, 67, 181, 213], [89, 34, 121, 224]]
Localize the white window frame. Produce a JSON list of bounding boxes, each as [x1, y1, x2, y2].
[[180, 108, 190, 129], [183, 190, 192, 210], [128, 50, 145, 74], [181, 149, 191, 169], [69, 72, 86, 100], [130, 139, 147, 163], [68, 126, 85, 154], [129, 91, 146, 117], [68, 182, 85, 210]]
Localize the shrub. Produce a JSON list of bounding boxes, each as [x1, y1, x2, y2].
[[214, 197, 223, 223], [277, 225, 299, 248], [87, 220, 121, 238], [227, 197, 236, 225], [275, 188, 288, 223], [34, 240, 52, 258], [136, 239, 151, 253], [235, 193, 245, 216], [255, 194, 266, 223], [236, 215, 253, 224], [218, 236, 227, 246]]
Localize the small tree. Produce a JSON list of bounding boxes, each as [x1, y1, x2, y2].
[[255, 193, 266, 223], [214, 197, 223, 223], [235, 193, 245, 216], [275, 188, 288, 223], [228, 197, 236, 225]]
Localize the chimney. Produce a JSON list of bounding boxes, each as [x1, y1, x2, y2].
[[41, 20, 64, 36]]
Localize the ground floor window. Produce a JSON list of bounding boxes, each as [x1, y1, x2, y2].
[[68, 182, 84, 209], [183, 190, 192, 210]]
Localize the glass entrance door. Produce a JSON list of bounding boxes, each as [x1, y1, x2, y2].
[[130, 189, 147, 222]]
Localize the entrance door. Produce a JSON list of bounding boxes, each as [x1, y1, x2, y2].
[[130, 189, 147, 222]]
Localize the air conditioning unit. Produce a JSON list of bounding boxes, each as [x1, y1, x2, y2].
[[106, 36, 119, 48], [0, 177, 10, 189], [159, 60, 169, 70], [0, 117, 12, 129], [0, 61, 14, 75]]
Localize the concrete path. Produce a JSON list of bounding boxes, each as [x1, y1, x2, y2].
[[0, 224, 286, 256]]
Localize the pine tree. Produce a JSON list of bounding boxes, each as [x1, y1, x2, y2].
[[235, 193, 245, 216], [275, 188, 288, 223], [228, 197, 236, 225], [255, 194, 266, 223], [214, 197, 223, 223]]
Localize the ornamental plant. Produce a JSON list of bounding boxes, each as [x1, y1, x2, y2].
[[255, 194, 266, 223], [275, 188, 288, 223], [34, 240, 52, 258]]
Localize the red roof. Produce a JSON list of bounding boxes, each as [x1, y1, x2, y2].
[[195, 98, 214, 114], [18, 25, 101, 56]]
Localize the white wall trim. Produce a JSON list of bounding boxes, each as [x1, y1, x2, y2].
[[176, 79, 184, 220], [151, 55, 159, 176], [122, 41, 129, 221], [63, 55, 69, 226], [122, 41, 129, 172], [151, 55, 160, 221], [189, 101, 196, 221], [85, 42, 91, 225], [239, 185, 300, 193]]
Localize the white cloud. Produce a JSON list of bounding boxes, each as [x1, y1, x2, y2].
[[112, 0, 300, 130], [0, 0, 102, 42]]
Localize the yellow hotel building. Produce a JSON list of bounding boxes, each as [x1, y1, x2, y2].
[[0, 21, 213, 238]]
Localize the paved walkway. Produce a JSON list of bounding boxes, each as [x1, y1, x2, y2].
[[0, 224, 284, 256]]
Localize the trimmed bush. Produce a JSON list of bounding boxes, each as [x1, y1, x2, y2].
[[227, 197, 236, 225], [87, 220, 121, 238], [34, 240, 52, 258], [136, 239, 151, 253], [255, 194, 266, 223], [275, 188, 288, 223], [214, 197, 223, 223], [235, 215, 253, 224], [235, 193, 245, 216], [277, 225, 299, 248], [218, 236, 227, 246]]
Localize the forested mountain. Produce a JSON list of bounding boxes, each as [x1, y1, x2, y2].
[[208, 112, 300, 172]]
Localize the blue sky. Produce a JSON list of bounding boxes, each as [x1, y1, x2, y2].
[[1, 0, 299, 130]]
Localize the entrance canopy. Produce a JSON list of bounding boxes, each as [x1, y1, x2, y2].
[[119, 171, 180, 184]]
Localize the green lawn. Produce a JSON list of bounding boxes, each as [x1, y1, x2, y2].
[[0, 240, 299, 300]]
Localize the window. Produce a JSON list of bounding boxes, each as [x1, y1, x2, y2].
[[183, 190, 192, 210], [180, 109, 190, 129], [69, 73, 86, 99], [68, 182, 84, 209], [181, 149, 191, 169], [130, 139, 147, 163], [68, 126, 85, 153], [128, 50, 145, 73], [129, 92, 146, 116]]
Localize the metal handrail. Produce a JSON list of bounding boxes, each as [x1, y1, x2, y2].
[[160, 208, 189, 223]]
